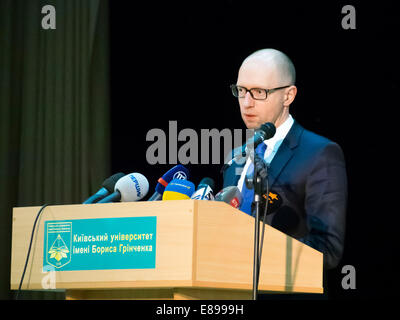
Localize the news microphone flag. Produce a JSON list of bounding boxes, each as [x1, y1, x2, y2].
[[162, 179, 195, 200]]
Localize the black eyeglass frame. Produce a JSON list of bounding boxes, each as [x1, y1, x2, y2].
[[230, 84, 291, 100]]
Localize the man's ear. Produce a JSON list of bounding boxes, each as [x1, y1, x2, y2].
[[283, 85, 297, 107]]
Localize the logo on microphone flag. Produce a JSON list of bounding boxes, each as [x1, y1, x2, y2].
[[173, 171, 187, 180], [230, 197, 240, 208]]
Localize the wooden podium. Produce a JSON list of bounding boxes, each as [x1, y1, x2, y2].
[[10, 200, 323, 299]]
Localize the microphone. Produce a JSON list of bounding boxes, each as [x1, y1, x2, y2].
[[242, 122, 276, 156], [97, 173, 149, 203], [215, 186, 243, 209], [148, 165, 189, 201], [220, 122, 276, 174], [190, 177, 215, 200], [162, 179, 195, 200], [83, 173, 125, 204]]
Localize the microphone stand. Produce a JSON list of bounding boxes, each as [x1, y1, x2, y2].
[[245, 149, 266, 300]]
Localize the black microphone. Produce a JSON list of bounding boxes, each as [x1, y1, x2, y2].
[[220, 122, 276, 174], [97, 173, 149, 203], [83, 172, 125, 204], [242, 122, 276, 156]]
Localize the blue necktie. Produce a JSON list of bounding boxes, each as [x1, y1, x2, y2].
[[239, 142, 267, 216]]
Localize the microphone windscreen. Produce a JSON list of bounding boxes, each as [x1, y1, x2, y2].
[[259, 122, 276, 140], [155, 165, 189, 194], [162, 179, 195, 200], [215, 186, 242, 208], [114, 173, 149, 202], [102, 172, 125, 193], [197, 177, 215, 191], [244, 122, 276, 156]]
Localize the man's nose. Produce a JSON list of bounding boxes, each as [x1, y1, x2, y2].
[[243, 91, 255, 108]]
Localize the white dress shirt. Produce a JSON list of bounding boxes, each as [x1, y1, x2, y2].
[[237, 114, 294, 192]]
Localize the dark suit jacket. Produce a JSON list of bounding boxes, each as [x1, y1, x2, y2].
[[222, 120, 347, 269]]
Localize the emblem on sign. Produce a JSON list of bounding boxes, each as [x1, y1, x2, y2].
[[45, 222, 72, 268]]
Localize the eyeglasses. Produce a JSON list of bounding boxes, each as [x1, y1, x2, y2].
[[230, 84, 291, 100]]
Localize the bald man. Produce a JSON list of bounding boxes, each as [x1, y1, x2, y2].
[[223, 49, 347, 271]]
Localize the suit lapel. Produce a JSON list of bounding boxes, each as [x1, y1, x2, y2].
[[222, 121, 304, 189], [267, 121, 303, 188]]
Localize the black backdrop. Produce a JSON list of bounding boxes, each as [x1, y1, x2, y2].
[[108, 1, 397, 300]]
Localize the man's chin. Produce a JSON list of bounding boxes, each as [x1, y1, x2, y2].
[[244, 120, 260, 129]]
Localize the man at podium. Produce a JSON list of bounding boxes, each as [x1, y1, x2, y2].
[[223, 49, 348, 273]]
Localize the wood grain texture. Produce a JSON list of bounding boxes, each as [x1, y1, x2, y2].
[[11, 200, 323, 298]]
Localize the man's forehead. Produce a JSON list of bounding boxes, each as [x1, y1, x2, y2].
[[237, 58, 279, 87]]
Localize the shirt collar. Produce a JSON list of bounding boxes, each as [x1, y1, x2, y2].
[[264, 114, 294, 146]]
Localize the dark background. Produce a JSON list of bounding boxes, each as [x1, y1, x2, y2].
[[109, 1, 397, 300]]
